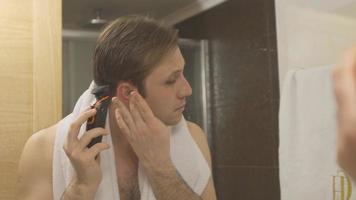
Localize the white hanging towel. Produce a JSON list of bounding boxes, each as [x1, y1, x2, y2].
[[279, 66, 354, 200]]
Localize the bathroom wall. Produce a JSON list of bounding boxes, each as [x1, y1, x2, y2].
[[275, 1, 356, 87], [176, 0, 280, 199]]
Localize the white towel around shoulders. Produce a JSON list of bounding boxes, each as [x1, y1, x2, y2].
[[53, 82, 211, 200]]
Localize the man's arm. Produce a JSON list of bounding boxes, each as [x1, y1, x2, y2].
[[17, 125, 56, 200], [143, 122, 217, 200], [333, 46, 356, 181], [144, 163, 203, 200]]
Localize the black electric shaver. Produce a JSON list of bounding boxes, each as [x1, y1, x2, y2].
[[86, 85, 111, 148]]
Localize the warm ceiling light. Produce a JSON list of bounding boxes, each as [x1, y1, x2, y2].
[[82, 9, 108, 29]]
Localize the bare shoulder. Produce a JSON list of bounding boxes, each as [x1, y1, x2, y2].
[[186, 121, 212, 166], [18, 124, 57, 199], [19, 124, 57, 169]]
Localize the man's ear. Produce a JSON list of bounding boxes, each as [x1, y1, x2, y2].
[[114, 82, 136, 101]]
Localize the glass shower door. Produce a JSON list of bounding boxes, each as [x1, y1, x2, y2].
[[179, 39, 211, 145]]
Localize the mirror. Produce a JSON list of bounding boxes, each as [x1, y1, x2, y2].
[[62, 0, 356, 199]]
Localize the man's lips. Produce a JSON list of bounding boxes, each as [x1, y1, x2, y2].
[[176, 104, 186, 111]]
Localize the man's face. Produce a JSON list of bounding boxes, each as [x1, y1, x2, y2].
[[143, 47, 192, 125]]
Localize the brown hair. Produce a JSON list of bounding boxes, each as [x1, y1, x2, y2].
[[93, 15, 178, 96]]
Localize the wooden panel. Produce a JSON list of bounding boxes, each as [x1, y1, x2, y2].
[[0, 1, 33, 199], [0, 0, 61, 199], [33, 0, 62, 132]]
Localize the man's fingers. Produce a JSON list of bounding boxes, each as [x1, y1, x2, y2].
[[115, 108, 132, 138], [131, 91, 154, 121], [333, 59, 356, 114], [129, 97, 146, 127], [115, 99, 137, 132], [67, 108, 97, 144], [86, 142, 110, 158], [78, 128, 109, 150]]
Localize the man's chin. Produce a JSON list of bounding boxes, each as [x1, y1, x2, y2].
[[162, 114, 182, 126]]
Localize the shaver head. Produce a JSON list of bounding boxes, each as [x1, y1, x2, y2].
[[91, 85, 111, 100]]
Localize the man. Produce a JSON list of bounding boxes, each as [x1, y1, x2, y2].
[[332, 46, 356, 181], [18, 16, 217, 200]]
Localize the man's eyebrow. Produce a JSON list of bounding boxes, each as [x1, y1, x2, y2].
[[168, 69, 183, 77]]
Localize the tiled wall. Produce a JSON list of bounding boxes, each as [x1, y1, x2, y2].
[[176, 0, 280, 199]]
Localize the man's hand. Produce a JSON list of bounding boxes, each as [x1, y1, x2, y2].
[[112, 91, 204, 200], [62, 108, 110, 199], [332, 47, 356, 180], [112, 91, 172, 171]]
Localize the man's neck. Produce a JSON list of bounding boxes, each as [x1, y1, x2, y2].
[[108, 103, 138, 162]]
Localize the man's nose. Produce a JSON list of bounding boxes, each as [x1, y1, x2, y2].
[[178, 76, 192, 98]]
